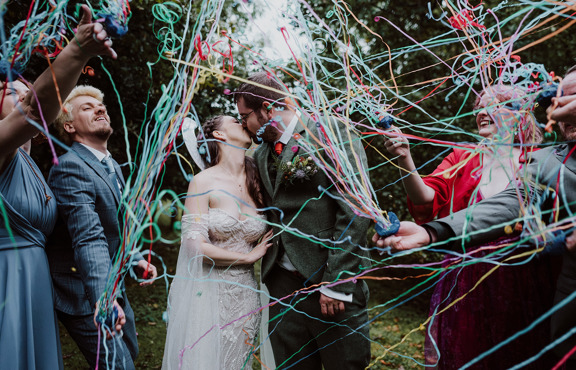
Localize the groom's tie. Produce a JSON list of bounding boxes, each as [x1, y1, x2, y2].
[[102, 156, 121, 197]]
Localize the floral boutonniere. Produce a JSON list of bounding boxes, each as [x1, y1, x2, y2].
[[275, 154, 319, 185]]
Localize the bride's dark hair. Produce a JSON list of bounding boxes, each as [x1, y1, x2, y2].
[[199, 116, 266, 209]]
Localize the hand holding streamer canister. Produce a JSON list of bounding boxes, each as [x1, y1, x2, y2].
[[375, 212, 400, 237]]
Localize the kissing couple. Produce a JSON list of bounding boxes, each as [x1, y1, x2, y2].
[[163, 72, 372, 370]]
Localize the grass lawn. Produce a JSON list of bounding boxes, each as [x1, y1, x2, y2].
[[59, 246, 433, 369]]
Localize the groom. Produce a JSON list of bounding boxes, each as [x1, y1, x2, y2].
[[235, 72, 371, 369], [47, 85, 157, 369]]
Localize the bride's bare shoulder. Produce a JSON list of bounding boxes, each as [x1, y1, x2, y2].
[[186, 167, 220, 193]]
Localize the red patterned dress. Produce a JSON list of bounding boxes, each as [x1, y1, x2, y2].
[[408, 148, 558, 369]]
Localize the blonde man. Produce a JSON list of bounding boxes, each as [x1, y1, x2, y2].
[[53, 85, 105, 145], [47, 85, 157, 369]]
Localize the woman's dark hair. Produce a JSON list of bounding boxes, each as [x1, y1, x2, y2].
[[199, 116, 225, 168], [199, 116, 266, 209], [244, 156, 266, 209]]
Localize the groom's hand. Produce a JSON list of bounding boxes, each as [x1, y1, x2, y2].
[[319, 293, 345, 317]]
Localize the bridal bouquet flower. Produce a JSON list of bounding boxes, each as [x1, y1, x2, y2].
[[275, 155, 319, 185]]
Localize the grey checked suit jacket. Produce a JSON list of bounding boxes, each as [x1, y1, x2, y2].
[[426, 143, 576, 359], [47, 142, 136, 316]]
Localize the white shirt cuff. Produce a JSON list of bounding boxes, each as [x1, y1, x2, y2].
[[319, 286, 353, 303]]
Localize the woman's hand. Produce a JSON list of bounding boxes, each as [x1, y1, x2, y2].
[[246, 229, 274, 263], [384, 126, 411, 159], [372, 221, 432, 251], [68, 5, 118, 59], [135, 259, 158, 286]]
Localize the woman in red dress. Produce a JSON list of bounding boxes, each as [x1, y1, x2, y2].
[[385, 85, 558, 369]]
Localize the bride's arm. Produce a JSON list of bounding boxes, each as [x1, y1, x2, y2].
[[197, 230, 273, 266], [183, 173, 273, 266]]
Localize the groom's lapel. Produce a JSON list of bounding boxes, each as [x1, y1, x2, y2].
[[257, 145, 275, 197], [272, 116, 310, 198]]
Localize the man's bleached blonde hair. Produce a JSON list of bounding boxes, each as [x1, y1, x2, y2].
[[54, 85, 104, 144]]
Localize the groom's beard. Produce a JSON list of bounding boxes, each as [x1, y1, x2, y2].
[[255, 112, 280, 144]]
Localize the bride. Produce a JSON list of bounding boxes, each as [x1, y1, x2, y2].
[[162, 116, 273, 369]]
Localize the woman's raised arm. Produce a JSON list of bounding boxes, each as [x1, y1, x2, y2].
[[384, 126, 435, 205], [0, 5, 117, 161]]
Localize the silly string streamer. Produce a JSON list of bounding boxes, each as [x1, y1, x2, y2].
[[3, 0, 576, 368]]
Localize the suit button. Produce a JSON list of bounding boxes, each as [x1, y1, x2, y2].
[[71, 267, 77, 272]]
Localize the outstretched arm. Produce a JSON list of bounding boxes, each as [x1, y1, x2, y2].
[[372, 182, 524, 252], [0, 5, 117, 161]]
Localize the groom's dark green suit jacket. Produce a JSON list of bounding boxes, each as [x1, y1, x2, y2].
[[254, 115, 371, 295]]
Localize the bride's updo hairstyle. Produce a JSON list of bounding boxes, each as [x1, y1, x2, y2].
[[199, 116, 224, 168], [199, 116, 266, 209]]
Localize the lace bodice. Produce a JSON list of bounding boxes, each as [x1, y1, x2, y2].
[[181, 208, 266, 253]]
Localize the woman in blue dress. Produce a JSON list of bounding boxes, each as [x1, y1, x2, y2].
[[0, 6, 117, 369]]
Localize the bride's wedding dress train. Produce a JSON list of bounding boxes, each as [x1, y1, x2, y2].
[[162, 208, 267, 369]]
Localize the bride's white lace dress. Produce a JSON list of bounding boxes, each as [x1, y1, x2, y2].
[[162, 208, 267, 370]]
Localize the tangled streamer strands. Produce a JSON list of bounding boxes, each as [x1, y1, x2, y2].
[[139, 0, 576, 367], [0, 1, 68, 80], [94, 0, 131, 38], [0, 0, 131, 80], [3, 0, 576, 368]]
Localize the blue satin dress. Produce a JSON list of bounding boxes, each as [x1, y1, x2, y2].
[[0, 150, 63, 369]]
